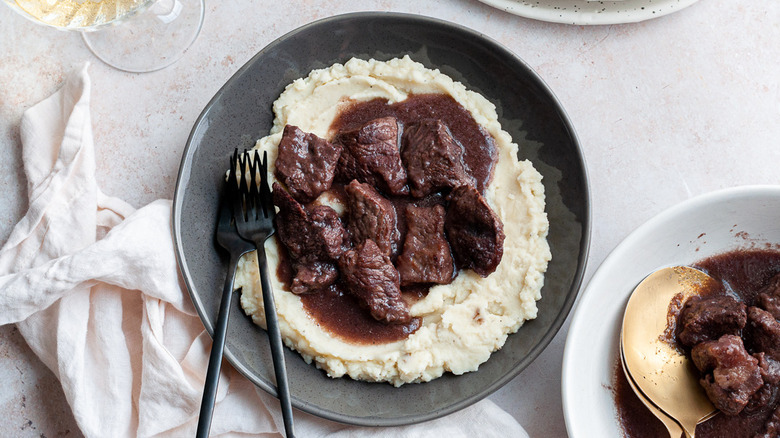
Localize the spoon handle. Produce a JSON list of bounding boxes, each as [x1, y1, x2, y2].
[[661, 416, 684, 438]]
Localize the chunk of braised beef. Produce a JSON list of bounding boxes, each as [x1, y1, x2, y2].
[[272, 183, 309, 259], [272, 184, 347, 260], [286, 204, 348, 294], [290, 259, 338, 295], [272, 183, 347, 294], [335, 116, 407, 196], [274, 125, 343, 203], [338, 239, 410, 324], [401, 119, 474, 198], [757, 352, 780, 385], [344, 180, 399, 257], [691, 334, 764, 416], [745, 306, 780, 361], [745, 354, 780, 415], [678, 295, 747, 347], [757, 273, 780, 320], [444, 185, 504, 277], [744, 383, 778, 415], [396, 204, 454, 286], [307, 204, 349, 260]]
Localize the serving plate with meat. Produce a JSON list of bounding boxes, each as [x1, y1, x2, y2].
[[563, 186, 780, 437], [174, 12, 588, 426]]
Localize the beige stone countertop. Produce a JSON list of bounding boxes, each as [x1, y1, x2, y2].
[[1, 0, 779, 436]]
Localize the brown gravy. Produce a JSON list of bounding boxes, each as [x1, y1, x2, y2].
[[274, 237, 422, 344], [300, 285, 422, 345], [613, 361, 675, 438], [331, 93, 497, 194], [615, 249, 780, 438]]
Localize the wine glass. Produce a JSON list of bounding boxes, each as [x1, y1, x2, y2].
[[3, 0, 204, 73]]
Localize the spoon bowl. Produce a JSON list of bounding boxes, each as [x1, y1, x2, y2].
[[621, 266, 719, 437]]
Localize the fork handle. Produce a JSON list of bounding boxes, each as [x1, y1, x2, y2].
[[196, 252, 241, 438], [257, 249, 296, 438]]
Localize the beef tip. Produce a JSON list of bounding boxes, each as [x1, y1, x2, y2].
[[287, 205, 349, 294], [444, 185, 505, 277], [677, 295, 747, 347], [338, 239, 410, 324], [745, 306, 780, 361], [744, 383, 778, 415], [757, 273, 780, 320], [272, 183, 347, 293], [396, 204, 454, 286], [401, 119, 474, 198], [757, 352, 780, 385], [344, 180, 400, 257], [744, 354, 780, 415], [335, 116, 408, 196], [289, 259, 338, 295], [272, 184, 347, 260], [274, 125, 343, 203], [272, 183, 310, 259], [691, 334, 764, 416], [307, 204, 349, 260]]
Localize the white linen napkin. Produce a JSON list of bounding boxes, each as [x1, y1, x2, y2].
[[0, 64, 530, 438]]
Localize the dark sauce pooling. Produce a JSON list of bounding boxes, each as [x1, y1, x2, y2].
[[613, 361, 673, 438], [616, 248, 780, 438], [301, 285, 422, 345], [695, 250, 780, 306], [275, 237, 422, 344], [331, 94, 497, 194]]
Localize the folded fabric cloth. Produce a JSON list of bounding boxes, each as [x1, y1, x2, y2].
[[0, 64, 530, 438]]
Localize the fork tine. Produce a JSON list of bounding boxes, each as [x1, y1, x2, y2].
[[248, 149, 261, 219], [230, 148, 238, 179], [237, 149, 251, 219], [229, 149, 239, 195], [231, 148, 248, 223], [258, 150, 273, 220], [259, 150, 268, 180], [250, 150, 267, 219], [237, 149, 246, 194]]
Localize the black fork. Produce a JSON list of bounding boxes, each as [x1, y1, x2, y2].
[[197, 165, 255, 438], [233, 149, 295, 438]]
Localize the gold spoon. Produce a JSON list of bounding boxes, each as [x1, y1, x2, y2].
[[621, 266, 719, 438], [619, 342, 684, 438]]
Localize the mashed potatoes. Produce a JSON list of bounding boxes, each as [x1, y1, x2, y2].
[[234, 56, 550, 386]]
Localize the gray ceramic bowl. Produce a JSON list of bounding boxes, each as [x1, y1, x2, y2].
[[173, 12, 590, 426]]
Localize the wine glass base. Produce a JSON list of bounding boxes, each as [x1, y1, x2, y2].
[[82, 0, 205, 73]]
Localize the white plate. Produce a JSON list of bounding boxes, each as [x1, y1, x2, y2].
[[561, 186, 780, 436], [477, 0, 700, 25]]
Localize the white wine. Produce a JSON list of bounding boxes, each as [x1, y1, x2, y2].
[[6, 0, 152, 29], [4, 0, 204, 72]]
